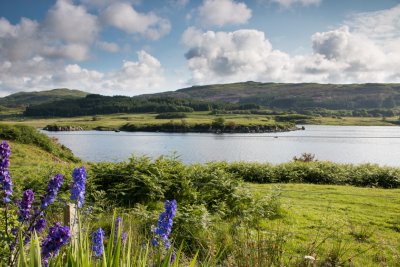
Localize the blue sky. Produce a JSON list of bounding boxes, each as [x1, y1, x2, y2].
[[0, 0, 399, 96]]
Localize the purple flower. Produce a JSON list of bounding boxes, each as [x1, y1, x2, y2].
[[41, 174, 63, 209], [34, 218, 47, 233], [70, 166, 86, 208], [114, 217, 127, 244], [0, 140, 13, 203], [41, 222, 70, 267], [152, 200, 177, 249], [11, 227, 18, 236], [92, 228, 105, 257], [18, 189, 34, 222], [24, 218, 47, 245]]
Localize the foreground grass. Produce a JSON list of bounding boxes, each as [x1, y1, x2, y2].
[[249, 183, 400, 265], [3, 125, 400, 266]]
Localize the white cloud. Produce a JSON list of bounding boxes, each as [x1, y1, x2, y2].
[[270, 0, 321, 8], [101, 2, 171, 40], [0, 0, 170, 96], [43, 0, 99, 44], [0, 18, 41, 61], [107, 50, 165, 93], [97, 41, 120, 53], [182, 20, 400, 85], [198, 0, 252, 27], [0, 0, 99, 62], [80, 0, 142, 8], [182, 27, 291, 83], [0, 51, 165, 96]]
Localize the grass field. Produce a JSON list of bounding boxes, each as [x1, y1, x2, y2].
[[1, 111, 400, 130], [249, 183, 400, 265], [1, 112, 285, 130]]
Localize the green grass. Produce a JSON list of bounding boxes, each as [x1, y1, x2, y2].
[[1, 112, 288, 130], [2, 112, 400, 130], [2, 124, 400, 266], [303, 116, 400, 126], [249, 183, 400, 265]]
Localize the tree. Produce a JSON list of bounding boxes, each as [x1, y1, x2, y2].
[[212, 117, 225, 129]]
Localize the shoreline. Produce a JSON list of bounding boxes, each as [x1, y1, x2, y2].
[[43, 123, 303, 133]]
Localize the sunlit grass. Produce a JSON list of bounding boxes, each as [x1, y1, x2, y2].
[[248, 183, 400, 265]]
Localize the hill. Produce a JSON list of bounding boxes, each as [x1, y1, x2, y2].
[[0, 88, 88, 108], [156, 82, 400, 110], [16, 82, 400, 118]]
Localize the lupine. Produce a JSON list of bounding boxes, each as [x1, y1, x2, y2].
[[114, 217, 127, 244], [18, 189, 34, 222], [24, 217, 47, 245], [0, 140, 13, 203], [41, 174, 63, 209], [152, 200, 177, 249], [70, 166, 86, 208], [34, 217, 47, 233], [92, 227, 105, 257], [41, 222, 70, 267]]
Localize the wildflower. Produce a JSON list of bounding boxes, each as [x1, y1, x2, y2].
[[18, 189, 34, 222], [92, 228, 105, 257], [0, 140, 13, 203], [11, 227, 18, 236], [152, 200, 177, 249], [70, 166, 86, 208], [114, 217, 127, 244], [41, 174, 63, 209], [304, 255, 316, 261], [34, 218, 47, 233], [24, 218, 47, 245], [41, 222, 70, 267]]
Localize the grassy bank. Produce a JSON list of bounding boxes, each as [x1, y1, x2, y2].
[[1, 124, 400, 266], [2, 112, 296, 132], [2, 112, 400, 131]]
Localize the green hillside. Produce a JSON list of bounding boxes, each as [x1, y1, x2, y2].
[[0, 88, 88, 107], [5, 82, 400, 119], [158, 82, 400, 110]]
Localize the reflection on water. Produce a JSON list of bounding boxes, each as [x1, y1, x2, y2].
[[43, 125, 400, 166]]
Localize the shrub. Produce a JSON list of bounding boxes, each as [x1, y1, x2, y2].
[[155, 113, 188, 119]]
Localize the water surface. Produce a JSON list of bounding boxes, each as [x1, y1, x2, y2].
[[43, 125, 400, 166]]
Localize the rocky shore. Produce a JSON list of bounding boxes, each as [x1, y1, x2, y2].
[[43, 123, 304, 133]]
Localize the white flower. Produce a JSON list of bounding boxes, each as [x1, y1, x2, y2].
[[304, 255, 316, 261]]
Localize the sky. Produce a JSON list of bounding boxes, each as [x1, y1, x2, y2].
[[0, 0, 400, 97]]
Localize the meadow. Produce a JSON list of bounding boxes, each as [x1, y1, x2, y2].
[[0, 124, 400, 266], [1, 111, 400, 133]]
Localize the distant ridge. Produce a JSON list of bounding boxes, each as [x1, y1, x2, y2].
[[0, 88, 88, 107], [6, 82, 400, 116], [151, 82, 400, 107]]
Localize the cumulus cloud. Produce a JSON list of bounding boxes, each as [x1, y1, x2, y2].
[[270, 0, 321, 8], [0, 0, 98, 62], [43, 0, 99, 44], [182, 18, 400, 85], [97, 41, 120, 52], [0, 0, 169, 96], [101, 2, 171, 40], [198, 0, 252, 27], [0, 51, 165, 96], [106, 50, 165, 92], [80, 0, 142, 8], [182, 27, 291, 83]]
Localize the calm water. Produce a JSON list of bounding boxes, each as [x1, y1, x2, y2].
[[43, 125, 400, 166]]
